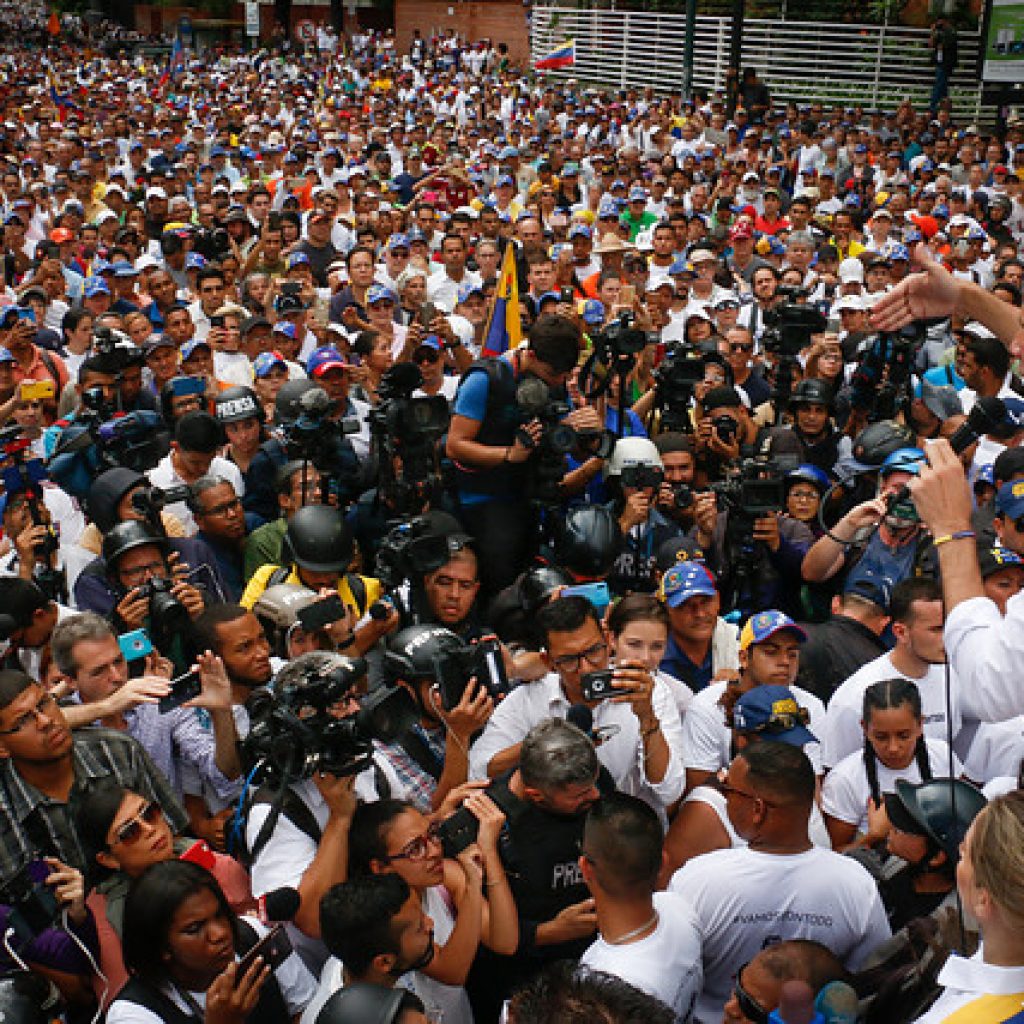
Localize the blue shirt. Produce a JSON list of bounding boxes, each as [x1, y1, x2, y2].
[[660, 632, 713, 691]]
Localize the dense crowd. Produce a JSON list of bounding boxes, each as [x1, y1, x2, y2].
[[1, 7, 1024, 1024]]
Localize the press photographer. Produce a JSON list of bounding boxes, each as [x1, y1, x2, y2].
[[446, 314, 602, 597], [241, 651, 417, 969]]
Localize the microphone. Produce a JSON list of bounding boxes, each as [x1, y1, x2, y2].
[[768, 980, 822, 1024], [814, 981, 860, 1024], [258, 886, 301, 926]]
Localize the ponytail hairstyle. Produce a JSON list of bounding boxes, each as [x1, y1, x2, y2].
[[861, 678, 931, 806]]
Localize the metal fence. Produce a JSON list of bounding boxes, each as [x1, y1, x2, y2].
[[530, 7, 990, 122]]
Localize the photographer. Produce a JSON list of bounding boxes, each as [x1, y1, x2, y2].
[[469, 595, 685, 813], [604, 438, 683, 596], [419, 536, 485, 640], [693, 385, 756, 480], [785, 378, 843, 475], [0, 486, 68, 605], [446, 314, 601, 596], [99, 522, 206, 672], [802, 448, 933, 591], [653, 432, 699, 531], [188, 476, 247, 602], [377, 625, 495, 813]]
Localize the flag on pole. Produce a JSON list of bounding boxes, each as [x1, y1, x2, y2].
[[46, 67, 75, 123], [534, 39, 575, 71], [158, 36, 185, 90], [46, 10, 60, 36], [481, 243, 523, 358]]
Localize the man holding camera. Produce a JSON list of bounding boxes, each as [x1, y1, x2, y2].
[[469, 595, 685, 812], [446, 315, 602, 597]]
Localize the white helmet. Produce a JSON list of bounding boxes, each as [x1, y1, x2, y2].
[[605, 437, 663, 477]]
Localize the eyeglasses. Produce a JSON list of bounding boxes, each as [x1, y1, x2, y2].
[[200, 496, 243, 518], [0, 692, 57, 735], [729, 343, 755, 353], [733, 962, 770, 1024], [384, 822, 443, 862], [550, 641, 607, 674], [787, 489, 820, 502], [414, 348, 441, 363], [111, 801, 164, 847], [120, 560, 165, 584]]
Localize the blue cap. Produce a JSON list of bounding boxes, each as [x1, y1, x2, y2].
[[569, 223, 592, 240], [1003, 396, 1024, 431], [739, 610, 807, 650], [457, 282, 484, 304], [306, 345, 348, 378], [83, 275, 110, 298], [366, 283, 397, 305], [669, 257, 696, 276], [111, 259, 139, 277], [733, 685, 816, 746], [880, 447, 926, 476], [843, 569, 894, 609], [272, 321, 298, 340], [0, 347, 15, 364], [287, 252, 311, 269], [253, 350, 288, 378], [660, 562, 717, 608], [598, 202, 619, 219], [854, 143, 868, 154], [975, 463, 996, 489], [628, 186, 647, 202], [415, 334, 442, 352], [388, 233, 410, 251], [611, 179, 627, 190], [581, 299, 605, 326], [536, 290, 561, 308], [890, 244, 910, 261], [185, 252, 207, 270], [180, 338, 212, 361], [407, 226, 427, 243], [496, 174, 514, 187], [996, 478, 1024, 520]]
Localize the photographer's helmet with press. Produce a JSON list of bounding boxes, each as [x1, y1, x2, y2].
[[605, 437, 664, 494], [274, 378, 320, 427], [789, 378, 835, 410], [552, 504, 623, 579], [214, 385, 265, 426], [283, 506, 354, 575], [253, 583, 321, 658], [384, 625, 464, 687], [101, 520, 169, 576]]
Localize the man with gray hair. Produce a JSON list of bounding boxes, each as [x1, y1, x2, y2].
[[189, 474, 247, 600], [470, 717, 613, 1021]]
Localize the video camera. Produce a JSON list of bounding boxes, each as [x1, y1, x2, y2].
[[651, 343, 703, 434], [131, 483, 192, 522], [368, 362, 450, 515], [711, 451, 800, 518], [761, 289, 827, 358], [190, 225, 232, 262], [243, 656, 417, 781], [590, 311, 648, 363], [849, 323, 927, 421], [374, 515, 453, 594]]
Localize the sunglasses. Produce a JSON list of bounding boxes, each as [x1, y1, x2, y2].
[[414, 347, 441, 363], [111, 800, 164, 847], [734, 962, 770, 1024]]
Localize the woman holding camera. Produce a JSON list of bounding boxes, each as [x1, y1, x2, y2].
[[106, 859, 314, 1024], [345, 792, 517, 1024]]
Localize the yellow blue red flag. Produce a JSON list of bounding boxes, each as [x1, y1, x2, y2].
[[481, 244, 523, 357], [534, 39, 576, 71]]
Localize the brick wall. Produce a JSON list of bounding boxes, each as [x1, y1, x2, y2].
[[394, 0, 530, 65]]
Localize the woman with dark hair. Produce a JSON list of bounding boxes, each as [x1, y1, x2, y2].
[[106, 860, 314, 1024], [822, 678, 960, 852], [75, 779, 252, 1006]]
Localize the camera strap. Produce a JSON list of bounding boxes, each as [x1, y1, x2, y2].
[[397, 727, 443, 781]]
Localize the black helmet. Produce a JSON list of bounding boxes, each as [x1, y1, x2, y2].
[[850, 419, 916, 470], [0, 972, 64, 1024], [790, 378, 834, 408], [102, 520, 169, 569], [215, 385, 264, 425], [283, 506, 354, 574], [552, 505, 623, 578], [383, 624, 463, 683], [519, 565, 573, 614], [275, 379, 320, 426], [890, 778, 988, 865], [87, 466, 147, 533], [316, 984, 413, 1024]]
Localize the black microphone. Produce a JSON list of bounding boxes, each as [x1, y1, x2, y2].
[[566, 703, 593, 737], [257, 886, 301, 926]]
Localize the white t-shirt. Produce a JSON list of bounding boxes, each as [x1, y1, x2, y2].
[[822, 738, 962, 832], [106, 916, 317, 1024], [680, 680, 826, 774], [963, 717, 1024, 785], [821, 654, 962, 769], [213, 350, 254, 388], [580, 891, 702, 1021], [669, 845, 890, 1022], [146, 454, 245, 535]]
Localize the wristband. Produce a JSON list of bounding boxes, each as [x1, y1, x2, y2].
[[932, 530, 975, 547]]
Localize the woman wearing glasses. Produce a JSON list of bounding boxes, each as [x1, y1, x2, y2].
[[343, 793, 518, 1024], [75, 779, 253, 1007]]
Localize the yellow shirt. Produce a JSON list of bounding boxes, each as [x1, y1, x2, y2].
[[240, 563, 382, 616]]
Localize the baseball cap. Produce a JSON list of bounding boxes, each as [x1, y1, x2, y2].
[[0, 347, 16, 365], [569, 223, 592, 240], [659, 562, 717, 609], [974, 464, 996, 491], [180, 338, 212, 362], [143, 335, 176, 356], [457, 282, 484, 304], [272, 321, 298, 341], [253, 350, 289, 378], [832, 294, 864, 314], [729, 221, 754, 241], [414, 334, 443, 354], [287, 252, 311, 269], [838, 258, 865, 284], [733, 685, 816, 746], [306, 345, 348, 378], [628, 187, 647, 202], [690, 247, 716, 263], [654, 536, 705, 572], [995, 478, 1024, 520], [918, 380, 962, 420], [185, 252, 207, 270], [978, 543, 1024, 579], [387, 233, 410, 252], [842, 570, 893, 610], [83, 276, 110, 298], [366, 283, 397, 305], [581, 299, 605, 326], [738, 610, 807, 651]]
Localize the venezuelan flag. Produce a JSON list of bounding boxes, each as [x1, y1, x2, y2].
[[534, 39, 575, 71], [481, 243, 523, 357]]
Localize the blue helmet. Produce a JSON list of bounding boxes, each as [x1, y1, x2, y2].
[[880, 447, 926, 477], [786, 464, 830, 493]]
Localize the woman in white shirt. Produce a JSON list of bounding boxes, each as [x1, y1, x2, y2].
[[823, 677, 960, 852]]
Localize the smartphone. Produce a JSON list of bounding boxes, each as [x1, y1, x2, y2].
[[580, 669, 617, 702], [419, 301, 438, 329], [158, 669, 202, 714], [16, 307, 35, 325], [118, 628, 153, 663], [210, 315, 226, 328], [19, 379, 55, 402], [235, 923, 293, 982], [619, 284, 637, 305], [297, 594, 348, 632], [562, 581, 611, 616], [560, 287, 574, 304], [169, 375, 207, 398]]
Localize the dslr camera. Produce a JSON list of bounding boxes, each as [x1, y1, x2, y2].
[[134, 577, 191, 638], [432, 635, 510, 711]]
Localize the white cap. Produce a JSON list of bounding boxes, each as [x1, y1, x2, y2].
[[838, 257, 865, 284], [145, 186, 167, 201], [135, 254, 161, 271]]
